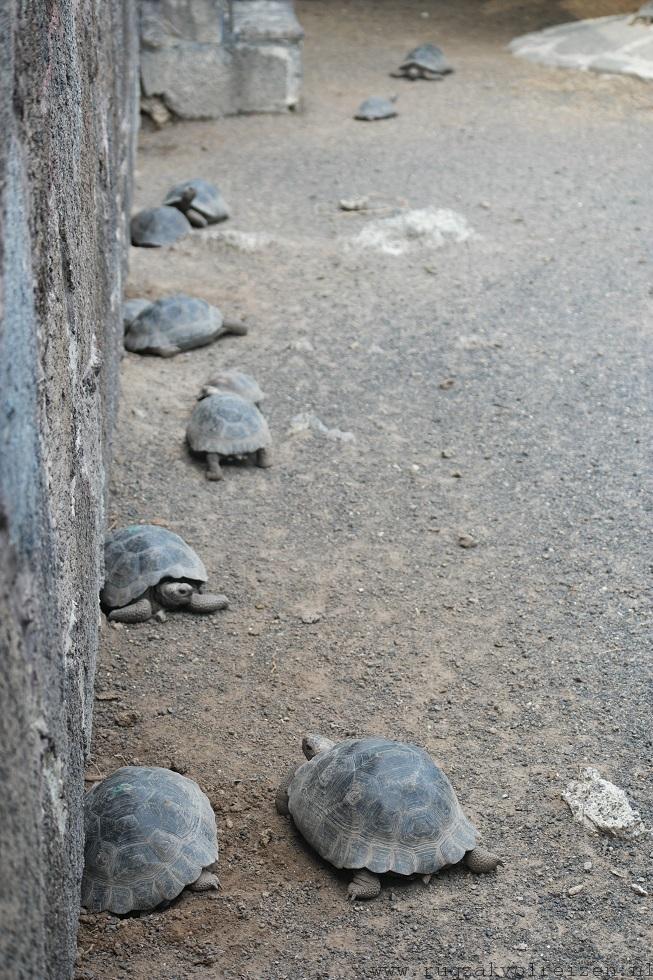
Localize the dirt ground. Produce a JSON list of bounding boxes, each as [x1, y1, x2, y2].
[[77, 2, 652, 978]]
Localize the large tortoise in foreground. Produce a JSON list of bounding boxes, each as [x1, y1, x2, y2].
[[276, 735, 501, 899], [82, 766, 219, 914]]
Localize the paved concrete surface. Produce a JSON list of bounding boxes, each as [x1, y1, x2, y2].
[[511, 14, 653, 79], [78, 1, 652, 978]]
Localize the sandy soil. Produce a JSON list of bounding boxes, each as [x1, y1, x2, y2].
[[77, 2, 652, 978]]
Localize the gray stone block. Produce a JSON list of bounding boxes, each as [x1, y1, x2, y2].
[[141, 42, 236, 117], [232, 0, 304, 43], [234, 41, 302, 112], [140, 0, 227, 48]]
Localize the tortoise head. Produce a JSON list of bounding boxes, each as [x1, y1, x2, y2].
[[155, 579, 196, 608], [302, 734, 336, 760]]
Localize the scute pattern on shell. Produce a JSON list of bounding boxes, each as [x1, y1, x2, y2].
[[187, 393, 271, 457], [205, 370, 264, 404], [124, 295, 224, 355], [82, 767, 218, 914], [288, 737, 478, 876], [101, 525, 207, 609]]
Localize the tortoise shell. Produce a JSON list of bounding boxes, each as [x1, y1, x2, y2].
[[124, 295, 226, 357], [187, 393, 271, 457], [82, 766, 218, 914], [203, 370, 264, 405], [130, 206, 191, 247], [163, 178, 230, 225], [101, 524, 207, 610], [123, 298, 152, 332], [355, 97, 398, 121], [399, 44, 452, 75], [288, 737, 478, 876]]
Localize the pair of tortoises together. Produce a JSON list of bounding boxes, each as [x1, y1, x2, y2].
[[123, 294, 247, 357], [81, 737, 501, 915], [354, 45, 453, 122], [187, 371, 272, 481], [130, 178, 229, 247]]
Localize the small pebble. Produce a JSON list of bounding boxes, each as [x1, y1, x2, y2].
[[631, 884, 648, 897], [567, 884, 584, 896], [583, 861, 593, 872], [458, 534, 478, 549]]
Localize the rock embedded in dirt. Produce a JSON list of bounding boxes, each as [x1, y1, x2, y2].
[[458, 534, 478, 549], [562, 768, 651, 839]]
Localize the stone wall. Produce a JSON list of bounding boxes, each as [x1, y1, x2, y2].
[[0, 2, 138, 978], [140, 0, 303, 120]]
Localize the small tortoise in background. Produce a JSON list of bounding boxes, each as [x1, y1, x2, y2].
[[354, 96, 398, 121], [101, 524, 228, 623], [163, 178, 230, 227], [391, 43, 453, 80], [201, 370, 265, 407], [130, 206, 191, 247], [82, 766, 219, 914], [124, 294, 247, 357], [187, 382, 272, 481], [277, 735, 501, 900]]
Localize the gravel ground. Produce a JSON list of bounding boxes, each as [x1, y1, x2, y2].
[[77, 2, 652, 978]]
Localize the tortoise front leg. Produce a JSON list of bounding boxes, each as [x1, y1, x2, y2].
[[188, 592, 229, 613], [464, 847, 503, 873], [348, 870, 381, 901], [256, 447, 272, 469], [108, 597, 153, 623], [206, 453, 224, 481], [186, 208, 208, 228]]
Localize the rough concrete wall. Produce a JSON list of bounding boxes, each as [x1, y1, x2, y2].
[[0, 2, 138, 978]]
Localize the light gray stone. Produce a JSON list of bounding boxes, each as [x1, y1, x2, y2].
[[510, 15, 653, 81], [232, 0, 303, 43], [140, 0, 226, 47], [141, 42, 236, 117], [234, 42, 302, 112]]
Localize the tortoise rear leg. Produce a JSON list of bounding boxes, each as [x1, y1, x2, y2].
[[189, 862, 221, 892], [206, 453, 224, 481], [256, 447, 273, 469], [275, 765, 301, 815], [108, 597, 153, 623], [348, 870, 381, 901], [464, 847, 503, 873]]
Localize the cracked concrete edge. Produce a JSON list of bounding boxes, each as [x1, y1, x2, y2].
[[509, 15, 653, 81]]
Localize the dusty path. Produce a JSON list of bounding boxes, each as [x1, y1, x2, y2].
[[78, 2, 652, 978]]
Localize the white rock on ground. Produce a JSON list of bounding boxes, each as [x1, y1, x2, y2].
[[288, 413, 354, 442], [562, 767, 651, 839], [350, 207, 476, 256]]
